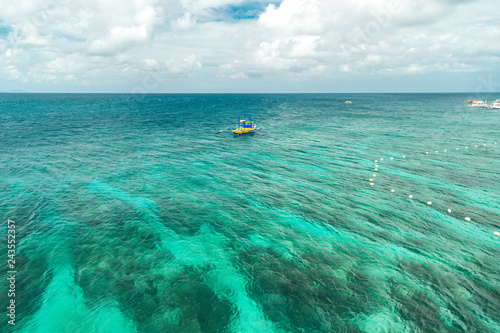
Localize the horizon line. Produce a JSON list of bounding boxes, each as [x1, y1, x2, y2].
[[1, 91, 499, 95]]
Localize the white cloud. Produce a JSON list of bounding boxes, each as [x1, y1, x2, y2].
[[0, 0, 499, 92], [165, 54, 202, 76], [88, 24, 152, 55], [171, 12, 197, 29], [259, 0, 322, 34]]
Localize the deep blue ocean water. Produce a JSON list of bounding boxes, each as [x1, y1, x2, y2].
[[0, 93, 499, 332]]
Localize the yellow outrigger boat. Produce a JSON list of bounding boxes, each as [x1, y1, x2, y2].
[[216, 114, 266, 136], [232, 115, 256, 136]]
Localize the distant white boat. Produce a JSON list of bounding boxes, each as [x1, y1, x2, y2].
[[467, 99, 489, 108], [489, 99, 500, 109]]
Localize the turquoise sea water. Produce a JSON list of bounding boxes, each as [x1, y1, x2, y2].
[[0, 93, 499, 332]]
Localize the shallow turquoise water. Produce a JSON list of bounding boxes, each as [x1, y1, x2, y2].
[[1, 93, 499, 332]]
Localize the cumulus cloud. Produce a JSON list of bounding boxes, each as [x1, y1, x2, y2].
[[0, 0, 498, 92], [215, 0, 500, 81], [139, 54, 202, 77], [88, 24, 151, 55]]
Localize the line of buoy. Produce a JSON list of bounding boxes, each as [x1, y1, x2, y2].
[[367, 140, 498, 235]]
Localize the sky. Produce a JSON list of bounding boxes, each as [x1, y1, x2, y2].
[[0, 0, 499, 93]]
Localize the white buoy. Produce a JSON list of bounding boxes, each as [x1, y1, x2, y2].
[[426, 152, 429, 154], [370, 178, 373, 181], [464, 217, 471, 222], [495, 142, 497, 145], [447, 209, 451, 213], [373, 174, 376, 177], [474, 145, 477, 148], [375, 165, 379, 168], [465, 147, 468, 149], [374, 168, 378, 171], [391, 189, 395, 193], [370, 182, 375, 186], [408, 195, 413, 199], [390, 157, 394, 160], [427, 201, 432, 205], [483, 144, 486, 146], [375, 160, 378, 163], [435, 151, 438, 153], [444, 149, 447, 152], [456, 148, 459, 150], [403, 155, 406, 158], [494, 232, 500, 236], [380, 158, 384, 161]]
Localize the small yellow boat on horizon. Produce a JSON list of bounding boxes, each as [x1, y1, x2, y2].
[[345, 100, 352, 104]]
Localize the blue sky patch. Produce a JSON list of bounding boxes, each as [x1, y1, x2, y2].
[[223, 1, 281, 20], [0, 25, 12, 37]]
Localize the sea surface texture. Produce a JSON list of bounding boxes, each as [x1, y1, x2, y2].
[[1, 93, 499, 333]]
